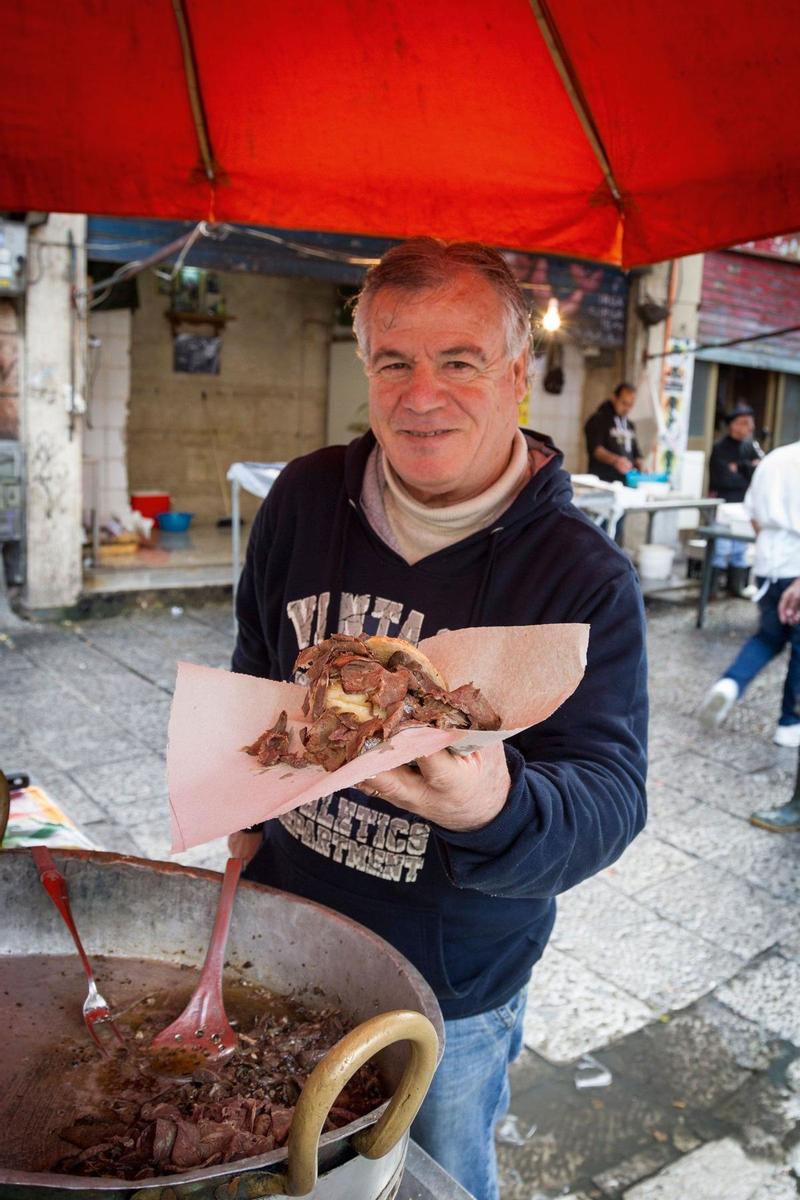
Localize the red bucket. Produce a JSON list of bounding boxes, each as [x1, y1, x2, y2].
[[131, 491, 170, 520]]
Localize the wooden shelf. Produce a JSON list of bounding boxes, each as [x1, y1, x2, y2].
[[165, 310, 234, 332]]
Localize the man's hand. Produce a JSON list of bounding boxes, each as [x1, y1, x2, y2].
[[616, 456, 634, 475], [778, 578, 800, 626], [361, 742, 511, 832], [228, 830, 263, 863], [728, 462, 739, 472]]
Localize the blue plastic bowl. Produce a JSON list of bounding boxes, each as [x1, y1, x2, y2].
[[156, 511, 193, 532]]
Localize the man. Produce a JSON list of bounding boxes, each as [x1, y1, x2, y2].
[[584, 382, 644, 483], [707, 405, 765, 597], [231, 239, 647, 1200], [699, 438, 800, 748], [750, 577, 800, 833]]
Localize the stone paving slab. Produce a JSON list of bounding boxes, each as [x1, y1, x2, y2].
[[710, 835, 800, 904], [714, 953, 800, 1044], [32, 722, 146, 773], [776, 929, 800, 962], [688, 736, 787, 776], [3, 594, 799, 1200], [33, 769, 108, 826], [592, 1145, 675, 1196], [635, 860, 795, 959], [643, 797, 763, 861], [70, 752, 169, 808], [647, 751, 795, 819], [75, 818, 141, 856], [523, 946, 655, 1064], [711, 1072, 798, 1160], [623, 1138, 794, 1200], [599, 832, 696, 896], [693, 997, 777, 1071], [552, 880, 744, 1011]]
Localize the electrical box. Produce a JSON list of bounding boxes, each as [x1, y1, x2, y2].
[[0, 222, 27, 297], [0, 441, 23, 542]]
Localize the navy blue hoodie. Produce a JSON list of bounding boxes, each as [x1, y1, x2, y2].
[[233, 431, 647, 1019]]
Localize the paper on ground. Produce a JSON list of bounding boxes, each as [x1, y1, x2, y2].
[[168, 624, 589, 851]]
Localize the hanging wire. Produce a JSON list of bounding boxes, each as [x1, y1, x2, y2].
[[226, 223, 381, 266], [646, 321, 800, 360], [82, 223, 208, 308], [81, 220, 384, 310]]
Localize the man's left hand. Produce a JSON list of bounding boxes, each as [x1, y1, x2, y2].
[[360, 742, 511, 832]]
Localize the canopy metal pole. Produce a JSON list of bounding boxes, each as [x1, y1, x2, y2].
[[171, 0, 219, 184], [529, 0, 624, 210]]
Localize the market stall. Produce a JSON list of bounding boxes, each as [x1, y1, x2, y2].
[[3, 1, 800, 266]]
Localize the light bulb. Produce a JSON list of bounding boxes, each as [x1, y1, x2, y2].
[[542, 297, 561, 332]]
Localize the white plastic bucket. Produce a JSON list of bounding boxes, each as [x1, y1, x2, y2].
[[638, 543, 675, 580]]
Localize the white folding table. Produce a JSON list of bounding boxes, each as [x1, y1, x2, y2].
[[227, 461, 285, 618]]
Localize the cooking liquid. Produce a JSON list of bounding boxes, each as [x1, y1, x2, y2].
[[0, 954, 343, 1175]]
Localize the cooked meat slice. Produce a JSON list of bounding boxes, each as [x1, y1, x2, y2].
[[446, 684, 502, 730]]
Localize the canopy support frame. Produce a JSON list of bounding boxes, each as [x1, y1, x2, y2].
[[529, 0, 624, 212], [171, 0, 219, 185]]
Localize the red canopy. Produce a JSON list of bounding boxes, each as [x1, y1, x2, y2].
[[3, 0, 799, 266]]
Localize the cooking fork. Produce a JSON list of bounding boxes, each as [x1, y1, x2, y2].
[[31, 846, 126, 1056]]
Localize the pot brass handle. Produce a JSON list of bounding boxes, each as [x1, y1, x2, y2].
[[283, 1008, 439, 1197]]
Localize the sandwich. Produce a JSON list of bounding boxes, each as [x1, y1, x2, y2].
[[244, 633, 501, 772]]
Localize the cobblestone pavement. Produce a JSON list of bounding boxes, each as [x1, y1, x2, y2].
[[1, 592, 798, 1198]]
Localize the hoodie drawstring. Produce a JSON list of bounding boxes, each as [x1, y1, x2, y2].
[[321, 496, 355, 639], [468, 527, 502, 626]]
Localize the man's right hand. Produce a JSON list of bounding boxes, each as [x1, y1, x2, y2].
[[778, 578, 800, 626], [228, 830, 263, 863], [616, 456, 634, 474]]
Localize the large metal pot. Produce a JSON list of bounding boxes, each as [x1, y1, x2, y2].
[[0, 850, 443, 1200]]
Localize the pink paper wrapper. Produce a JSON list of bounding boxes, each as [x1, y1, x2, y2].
[[168, 624, 589, 851]]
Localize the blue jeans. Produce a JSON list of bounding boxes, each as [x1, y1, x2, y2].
[[723, 578, 800, 724], [712, 536, 750, 569], [411, 987, 527, 1200]]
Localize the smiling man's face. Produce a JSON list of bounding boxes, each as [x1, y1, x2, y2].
[[365, 271, 527, 505]]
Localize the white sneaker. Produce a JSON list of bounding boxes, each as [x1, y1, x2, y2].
[[698, 678, 739, 729], [773, 724, 800, 748]]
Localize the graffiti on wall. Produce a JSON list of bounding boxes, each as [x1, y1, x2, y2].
[[30, 432, 70, 522], [0, 300, 19, 438]]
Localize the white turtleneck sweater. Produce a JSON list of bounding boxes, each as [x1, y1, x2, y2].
[[361, 429, 533, 565]]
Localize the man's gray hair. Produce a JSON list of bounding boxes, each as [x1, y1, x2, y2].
[[352, 237, 532, 367]]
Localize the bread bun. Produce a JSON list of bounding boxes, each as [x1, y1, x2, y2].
[[364, 635, 448, 690], [322, 636, 447, 722]]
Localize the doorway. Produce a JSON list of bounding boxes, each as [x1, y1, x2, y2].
[[713, 364, 772, 446]]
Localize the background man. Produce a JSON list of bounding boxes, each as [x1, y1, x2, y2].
[[231, 239, 647, 1200], [707, 404, 765, 597], [584, 382, 644, 484]]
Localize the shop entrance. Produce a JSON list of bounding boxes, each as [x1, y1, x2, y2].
[[713, 364, 770, 443]]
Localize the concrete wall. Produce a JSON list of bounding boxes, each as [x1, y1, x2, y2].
[[525, 343, 586, 471], [327, 333, 369, 446], [528, 345, 625, 473], [127, 271, 336, 522], [83, 308, 131, 523], [23, 214, 86, 612], [625, 257, 703, 465]]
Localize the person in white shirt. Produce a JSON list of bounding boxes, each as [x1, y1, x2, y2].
[[698, 440, 800, 750], [750, 577, 800, 832]]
